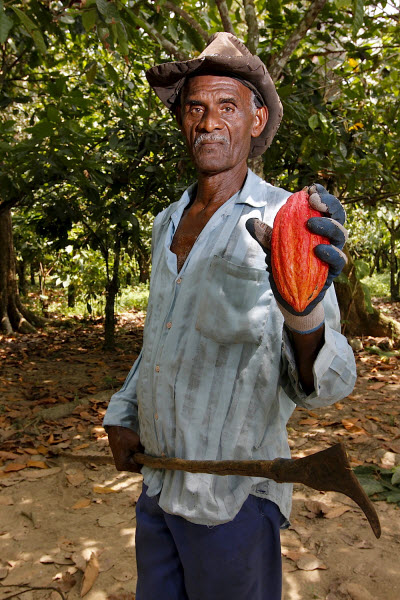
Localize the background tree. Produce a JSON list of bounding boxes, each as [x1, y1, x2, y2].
[[1, 0, 399, 343]]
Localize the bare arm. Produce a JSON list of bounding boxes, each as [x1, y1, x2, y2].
[[290, 325, 325, 394]]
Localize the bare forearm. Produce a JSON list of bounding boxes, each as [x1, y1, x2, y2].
[[290, 325, 325, 394]]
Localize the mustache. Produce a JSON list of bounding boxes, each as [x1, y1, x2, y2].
[[194, 133, 229, 148]]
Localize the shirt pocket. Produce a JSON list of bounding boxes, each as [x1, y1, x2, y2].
[[195, 255, 271, 345]]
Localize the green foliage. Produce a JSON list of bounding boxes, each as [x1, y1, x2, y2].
[[361, 272, 391, 298], [1, 0, 399, 333], [354, 464, 400, 507], [117, 283, 150, 311]]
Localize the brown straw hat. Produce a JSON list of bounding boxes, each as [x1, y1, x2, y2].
[[146, 32, 283, 158]]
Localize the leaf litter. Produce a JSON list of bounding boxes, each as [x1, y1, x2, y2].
[[0, 311, 399, 599]]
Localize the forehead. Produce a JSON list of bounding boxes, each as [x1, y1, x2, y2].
[[182, 75, 252, 102]]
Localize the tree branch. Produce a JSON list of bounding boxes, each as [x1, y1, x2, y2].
[[127, 9, 189, 60], [215, 0, 235, 34], [164, 1, 209, 43], [269, 0, 329, 82], [243, 0, 259, 54]]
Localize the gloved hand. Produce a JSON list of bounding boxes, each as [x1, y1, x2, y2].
[[246, 184, 348, 334]]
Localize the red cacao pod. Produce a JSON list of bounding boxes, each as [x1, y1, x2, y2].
[[271, 190, 329, 312]]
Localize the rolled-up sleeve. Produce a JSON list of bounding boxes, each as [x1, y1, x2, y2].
[[102, 350, 143, 432], [280, 287, 357, 408]]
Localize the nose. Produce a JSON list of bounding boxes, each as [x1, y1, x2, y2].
[[197, 106, 223, 132]]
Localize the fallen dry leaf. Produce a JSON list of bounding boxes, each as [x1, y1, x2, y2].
[[3, 462, 27, 472], [282, 549, 304, 562], [367, 382, 386, 390], [72, 498, 91, 509], [23, 467, 61, 479], [298, 418, 318, 426], [296, 554, 327, 571], [66, 470, 86, 486], [97, 514, 126, 527], [40, 554, 55, 564], [324, 505, 350, 519], [74, 443, 90, 451], [58, 571, 77, 592], [304, 500, 329, 516], [0, 451, 20, 460], [338, 581, 374, 600], [341, 419, 367, 435], [80, 552, 99, 597], [93, 486, 119, 494], [26, 460, 48, 469]]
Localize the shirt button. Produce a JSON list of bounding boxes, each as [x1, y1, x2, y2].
[[155, 413, 158, 420], [155, 365, 160, 372], [166, 322, 172, 329], [177, 278, 182, 284]]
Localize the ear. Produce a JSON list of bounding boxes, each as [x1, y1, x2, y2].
[[175, 105, 183, 128], [251, 106, 268, 139]]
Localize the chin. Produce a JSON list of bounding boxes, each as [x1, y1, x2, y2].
[[193, 150, 232, 173]]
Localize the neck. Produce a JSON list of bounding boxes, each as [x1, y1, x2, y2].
[[194, 161, 248, 209]]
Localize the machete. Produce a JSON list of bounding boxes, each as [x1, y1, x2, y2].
[[134, 443, 381, 538]]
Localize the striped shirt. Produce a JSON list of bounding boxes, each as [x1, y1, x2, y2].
[[103, 169, 356, 525]]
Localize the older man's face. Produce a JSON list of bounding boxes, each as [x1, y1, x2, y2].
[[178, 75, 265, 174]]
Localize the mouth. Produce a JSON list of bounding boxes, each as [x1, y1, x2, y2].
[[194, 134, 229, 149]]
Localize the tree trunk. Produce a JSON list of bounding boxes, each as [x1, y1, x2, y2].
[[0, 210, 45, 334], [30, 263, 35, 285], [67, 284, 76, 308], [334, 247, 400, 339], [136, 245, 151, 284], [389, 228, 400, 302], [103, 238, 121, 350], [17, 259, 27, 296]]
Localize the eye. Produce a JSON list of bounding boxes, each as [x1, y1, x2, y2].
[[189, 106, 203, 115], [222, 105, 235, 113]]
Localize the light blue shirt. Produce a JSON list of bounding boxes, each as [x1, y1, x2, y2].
[[103, 169, 356, 525]]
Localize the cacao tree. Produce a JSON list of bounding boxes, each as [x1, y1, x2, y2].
[[2, 0, 399, 342]]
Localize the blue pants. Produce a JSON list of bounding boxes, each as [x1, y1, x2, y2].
[[135, 485, 282, 600]]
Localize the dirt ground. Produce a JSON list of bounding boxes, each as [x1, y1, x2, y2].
[[0, 306, 399, 600]]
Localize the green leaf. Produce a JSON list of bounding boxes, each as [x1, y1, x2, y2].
[[355, 259, 369, 280], [115, 22, 128, 56], [96, 0, 120, 22], [29, 119, 54, 139], [386, 492, 400, 504], [356, 475, 385, 496], [12, 7, 46, 54], [308, 114, 319, 130], [82, 8, 97, 31], [392, 467, 400, 486], [334, 272, 350, 285], [31, 28, 47, 55], [104, 62, 119, 85], [352, 0, 364, 37], [46, 105, 60, 123], [0, 4, 13, 44], [86, 62, 98, 85]]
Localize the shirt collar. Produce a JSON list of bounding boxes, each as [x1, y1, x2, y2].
[[234, 169, 273, 207], [168, 168, 271, 227]]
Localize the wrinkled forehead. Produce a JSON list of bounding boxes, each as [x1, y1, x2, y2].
[[180, 74, 263, 107]]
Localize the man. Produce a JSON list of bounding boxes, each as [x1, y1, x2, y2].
[[104, 33, 356, 600]]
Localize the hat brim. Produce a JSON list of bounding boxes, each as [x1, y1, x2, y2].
[[146, 55, 283, 158]]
